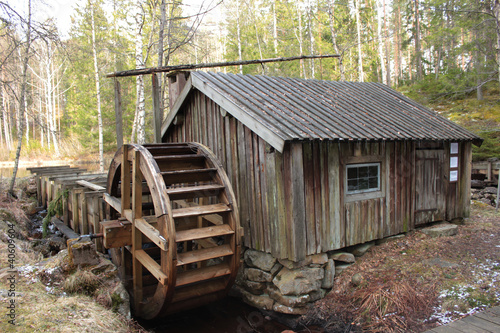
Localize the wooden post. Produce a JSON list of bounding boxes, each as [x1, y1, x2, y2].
[[121, 146, 131, 215], [132, 149, 143, 310], [152, 73, 163, 143], [114, 78, 123, 149]]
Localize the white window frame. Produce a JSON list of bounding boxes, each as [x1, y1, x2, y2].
[[346, 162, 381, 195]]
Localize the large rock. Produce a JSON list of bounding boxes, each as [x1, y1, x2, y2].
[[329, 251, 355, 264], [421, 223, 458, 238], [246, 268, 273, 283], [321, 259, 335, 289], [335, 263, 352, 276], [375, 234, 405, 245], [350, 242, 375, 257], [234, 285, 274, 310], [267, 285, 311, 307], [273, 303, 309, 315], [278, 257, 312, 270], [307, 253, 328, 265], [244, 249, 276, 271], [272, 267, 324, 296], [241, 279, 267, 295]]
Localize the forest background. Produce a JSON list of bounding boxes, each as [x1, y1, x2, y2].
[[1, 0, 499, 176]]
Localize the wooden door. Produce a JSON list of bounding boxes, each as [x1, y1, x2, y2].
[[414, 149, 446, 225]]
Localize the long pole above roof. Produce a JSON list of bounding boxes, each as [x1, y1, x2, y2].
[[106, 54, 341, 78]]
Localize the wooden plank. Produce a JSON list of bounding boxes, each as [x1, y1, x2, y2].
[[175, 224, 234, 243], [135, 218, 168, 251], [461, 315, 500, 331], [135, 249, 168, 285], [76, 180, 106, 191], [266, 144, 279, 257], [177, 244, 233, 266], [258, 137, 270, 253], [329, 142, 342, 249], [27, 165, 71, 172], [303, 142, 316, 255], [320, 142, 330, 251], [236, 122, 250, 247], [103, 193, 122, 213], [290, 142, 306, 261], [114, 78, 123, 148], [172, 203, 231, 219], [476, 311, 500, 325], [51, 217, 79, 239], [171, 279, 226, 305], [175, 263, 231, 287], [174, 200, 223, 226], [166, 184, 225, 200], [252, 132, 264, 251], [161, 168, 216, 185]]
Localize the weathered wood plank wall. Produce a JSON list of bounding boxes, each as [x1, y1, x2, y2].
[[164, 90, 472, 261]]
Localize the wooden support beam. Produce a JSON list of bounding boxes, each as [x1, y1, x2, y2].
[[76, 180, 106, 191], [132, 149, 143, 309], [114, 78, 123, 149], [135, 218, 168, 251], [121, 146, 131, 216], [101, 219, 132, 248], [135, 249, 168, 285], [103, 193, 122, 214], [152, 73, 163, 144]]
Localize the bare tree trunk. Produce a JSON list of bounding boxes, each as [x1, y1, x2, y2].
[[9, 0, 32, 196], [90, 0, 104, 172], [135, 2, 146, 144], [376, 0, 386, 84], [494, 1, 500, 91], [273, 2, 278, 57], [383, 0, 390, 85], [307, 0, 315, 78], [327, 1, 345, 80], [2, 71, 12, 150], [157, 0, 166, 113], [236, 0, 243, 74], [355, 0, 364, 82], [294, 3, 306, 78], [414, 0, 422, 79]]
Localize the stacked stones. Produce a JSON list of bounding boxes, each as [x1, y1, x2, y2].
[[471, 187, 498, 207], [232, 247, 361, 315]]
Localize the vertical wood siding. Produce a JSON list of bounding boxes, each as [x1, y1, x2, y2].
[[164, 90, 472, 261]]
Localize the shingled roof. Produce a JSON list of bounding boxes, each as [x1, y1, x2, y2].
[[162, 71, 482, 153]]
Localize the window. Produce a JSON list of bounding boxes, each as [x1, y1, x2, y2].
[[347, 163, 380, 194]]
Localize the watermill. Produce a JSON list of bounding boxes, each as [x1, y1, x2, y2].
[[101, 142, 241, 319]]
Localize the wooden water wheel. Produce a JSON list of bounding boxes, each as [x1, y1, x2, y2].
[[102, 143, 241, 319]]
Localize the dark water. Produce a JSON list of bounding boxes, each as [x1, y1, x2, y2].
[[139, 297, 294, 333]]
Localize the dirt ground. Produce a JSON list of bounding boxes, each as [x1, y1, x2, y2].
[[303, 201, 500, 333]]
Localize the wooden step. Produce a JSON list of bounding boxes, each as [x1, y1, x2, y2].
[[176, 224, 234, 243], [172, 279, 227, 304], [172, 203, 231, 219], [154, 154, 206, 171], [175, 263, 231, 287], [174, 200, 223, 226], [161, 168, 217, 185], [146, 145, 196, 156], [177, 244, 233, 266], [166, 184, 225, 200]]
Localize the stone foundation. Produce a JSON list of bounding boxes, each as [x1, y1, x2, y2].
[[232, 247, 361, 315]]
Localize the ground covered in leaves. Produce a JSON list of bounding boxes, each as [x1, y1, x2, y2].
[[304, 201, 500, 333]]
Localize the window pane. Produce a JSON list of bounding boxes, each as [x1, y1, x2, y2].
[[347, 167, 358, 180], [368, 166, 378, 177], [348, 179, 358, 191], [359, 178, 369, 190], [369, 176, 378, 189], [358, 166, 368, 178]]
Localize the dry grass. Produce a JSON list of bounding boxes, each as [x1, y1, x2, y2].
[[307, 202, 500, 332]]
